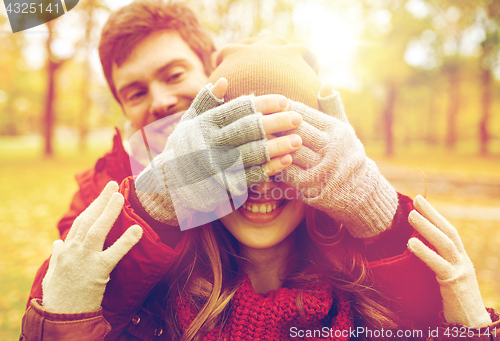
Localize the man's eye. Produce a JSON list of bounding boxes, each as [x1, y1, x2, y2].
[[129, 92, 145, 101], [167, 71, 184, 83]]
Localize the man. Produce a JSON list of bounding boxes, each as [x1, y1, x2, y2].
[[27, 0, 216, 304]]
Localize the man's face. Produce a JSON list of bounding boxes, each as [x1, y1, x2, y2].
[[112, 30, 209, 131]]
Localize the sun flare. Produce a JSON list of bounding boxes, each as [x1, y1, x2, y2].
[[292, 3, 363, 90]]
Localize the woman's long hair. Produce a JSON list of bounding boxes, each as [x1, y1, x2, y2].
[[146, 206, 401, 340]]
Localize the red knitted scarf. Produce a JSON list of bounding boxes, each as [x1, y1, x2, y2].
[[176, 275, 353, 340]]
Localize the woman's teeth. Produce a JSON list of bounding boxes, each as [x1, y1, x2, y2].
[[241, 203, 280, 213]]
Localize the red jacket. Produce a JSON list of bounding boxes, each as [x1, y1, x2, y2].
[[26, 129, 448, 340]]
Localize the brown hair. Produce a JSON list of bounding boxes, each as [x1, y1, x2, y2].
[[146, 210, 401, 341], [98, 0, 216, 103]]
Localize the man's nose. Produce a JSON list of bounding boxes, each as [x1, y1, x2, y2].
[[149, 83, 178, 119]]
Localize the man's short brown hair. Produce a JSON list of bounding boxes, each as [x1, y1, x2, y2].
[[98, 0, 216, 103]]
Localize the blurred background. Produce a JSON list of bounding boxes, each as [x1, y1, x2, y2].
[[1, 0, 499, 339]]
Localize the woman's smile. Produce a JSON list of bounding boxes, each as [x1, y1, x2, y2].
[[238, 199, 288, 224]]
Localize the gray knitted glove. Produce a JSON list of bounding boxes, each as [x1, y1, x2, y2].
[[42, 181, 143, 313], [136, 84, 269, 230], [279, 91, 398, 238], [408, 195, 492, 328]]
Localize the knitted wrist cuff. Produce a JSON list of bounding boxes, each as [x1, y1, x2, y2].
[[135, 157, 180, 226], [328, 159, 399, 239], [348, 180, 398, 238]]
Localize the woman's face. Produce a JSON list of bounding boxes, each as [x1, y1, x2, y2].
[[219, 179, 307, 250]]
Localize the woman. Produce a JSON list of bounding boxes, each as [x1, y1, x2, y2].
[[21, 36, 499, 340]]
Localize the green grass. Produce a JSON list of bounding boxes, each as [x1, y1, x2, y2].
[[0, 136, 499, 340]]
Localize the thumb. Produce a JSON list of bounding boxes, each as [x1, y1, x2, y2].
[[320, 84, 335, 98], [51, 239, 65, 257], [184, 83, 224, 120], [43, 240, 65, 289], [318, 86, 348, 124], [210, 77, 228, 100]]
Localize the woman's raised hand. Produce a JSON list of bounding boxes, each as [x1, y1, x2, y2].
[[407, 195, 492, 328], [272, 89, 398, 239], [42, 181, 143, 313], [210, 77, 303, 177]]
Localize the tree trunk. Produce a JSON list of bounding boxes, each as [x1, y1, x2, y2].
[[383, 81, 396, 157], [78, 79, 90, 153], [478, 1, 500, 156], [427, 85, 438, 145], [78, 2, 96, 153], [43, 22, 60, 158], [445, 66, 459, 150], [479, 67, 491, 156]]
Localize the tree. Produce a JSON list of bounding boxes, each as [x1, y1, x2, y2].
[[76, 0, 102, 153], [443, 57, 461, 149], [42, 0, 107, 157], [478, 1, 500, 155], [43, 21, 66, 158], [426, 0, 491, 151], [358, 0, 429, 156]]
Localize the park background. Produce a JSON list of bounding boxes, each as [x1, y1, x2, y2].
[[1, 0, 500, 339]]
